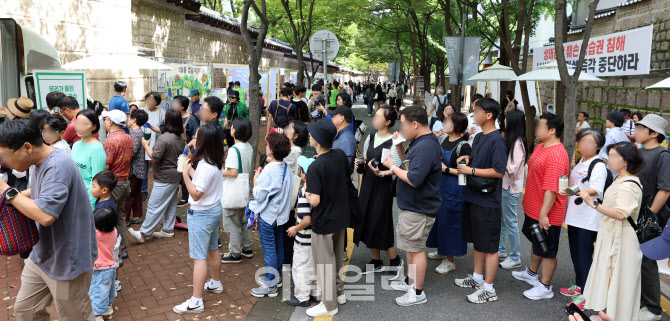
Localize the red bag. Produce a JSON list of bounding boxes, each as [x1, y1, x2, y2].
[[0, 189, 39, 255]]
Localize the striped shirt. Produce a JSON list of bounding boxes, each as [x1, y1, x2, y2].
[[295, 188, 312, 246]]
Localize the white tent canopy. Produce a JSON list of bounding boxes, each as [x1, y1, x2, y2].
[[511, 61, 604, 82], [467, 64, 518, 82], [61, 54, 173, 70], [646, 77, 670, 89]]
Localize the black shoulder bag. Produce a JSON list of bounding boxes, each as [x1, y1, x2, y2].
[[466, 134, 498, 193], [624, 180, 663, 244]]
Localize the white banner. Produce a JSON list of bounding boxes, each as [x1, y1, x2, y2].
[[532, 25, 653, 77], [34, 70, 87, 110]]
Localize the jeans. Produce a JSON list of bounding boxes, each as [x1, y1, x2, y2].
[[139, 182, 180, 236], [367, 101, 374, 115], [188, 204, 222, 260], [567, 225, 597, 289], [258, 216, 283, 287], [499, 189, 521, 261], [141, 160, 149, 193], [89, 268, 116, 316]]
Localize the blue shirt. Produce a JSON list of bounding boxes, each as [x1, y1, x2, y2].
[[332, 127, 356, 168], [190, 100, 201, 116], [108, 94, 130, 114], [249, 162, 294, 225], [207, 121, 225, 141], [599, 127, 629, 160], [95, 197, 117, 212]]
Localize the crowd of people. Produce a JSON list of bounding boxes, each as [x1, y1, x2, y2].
[[1, 78, 670, 321]]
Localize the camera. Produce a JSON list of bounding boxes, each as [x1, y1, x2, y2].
[[369, 158, 380, 168], [530, 223, 550, 253], [565, 184, 584, 205]]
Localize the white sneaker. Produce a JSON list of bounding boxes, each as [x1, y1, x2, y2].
[[498, 252, 508, 260], [390, 279, 411, 291], [454, 274, 484, 288], [103, 305, 114, 316], [95, 316, 104, 321], [435, 260, 456, 274], [467, 287, 498, 304], [306, 302, 338, 317], [257, 276, 282, 288], [523, 283, 554, 300], [337, 294, 346, 305], [115, 279, 121, 292], [152, 230, 174, 238], [512, 268, 539, 286], [499, 257, 522, 270], [428, 251, 446, 260], [173, 298, 204, 314], [204, 279, 223, 294], [128, 228, 145, 244], [395, 289, 427, 306], [639, 307, 662, 321]]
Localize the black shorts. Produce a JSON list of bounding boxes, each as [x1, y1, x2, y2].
[[461, 201, 501, 253], [521, 214, 562, 259]]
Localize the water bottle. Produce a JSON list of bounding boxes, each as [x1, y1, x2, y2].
[[458, 160, 467, 186], [177, 146, 189, 173]]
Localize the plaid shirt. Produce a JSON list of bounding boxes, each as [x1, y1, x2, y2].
[[103, 129, 133, 181]]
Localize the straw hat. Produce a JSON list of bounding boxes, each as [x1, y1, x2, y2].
[[6, 96, 34, 119]]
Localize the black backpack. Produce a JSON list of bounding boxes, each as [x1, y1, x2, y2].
[[580, 158, 613, 203]]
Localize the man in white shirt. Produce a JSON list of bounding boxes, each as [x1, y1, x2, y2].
[[429, 87, 446, 130], [620, 108, 635, 141]]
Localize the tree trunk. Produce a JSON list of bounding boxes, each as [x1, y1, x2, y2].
[[563, 81, 578, 161], [296, 43, 305, 86], [519, 81, 536, 150], [409, 31, 420, 104]]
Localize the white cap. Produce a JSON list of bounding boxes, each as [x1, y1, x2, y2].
[[102, 110, 127, 126]]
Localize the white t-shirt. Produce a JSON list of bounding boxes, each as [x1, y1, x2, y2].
[[564, 157, 607, 232], [576, 120, 591, 132], [467, 112, 500, 145], [225, 142, 253, 175], [432, 120, 444, 132], [431, 94, 446, 118], [622, 119, 634, 136], [189, 161, 224, 211], [144, 108, 165, 161], [283, 146, 303, 176], [51, 139, 71, 156]]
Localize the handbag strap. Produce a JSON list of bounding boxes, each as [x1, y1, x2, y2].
[[470, 133, 482, 163], [623, 179, 642, 229], [232, 146, 243, 174], [267, 163, 288, 203]]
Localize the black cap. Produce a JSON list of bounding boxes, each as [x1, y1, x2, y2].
[[331, 106, 353, 123], [607, 111, 625, 127], [229, 91, 240, 99], [307, 118, 337, 149]]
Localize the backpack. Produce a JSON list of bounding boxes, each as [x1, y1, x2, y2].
[[580, 158, 613, 203], [294, 99, 310, 123]]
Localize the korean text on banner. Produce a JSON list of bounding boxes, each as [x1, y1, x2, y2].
[[532, 25, 653, 77], [34, 70, 87, 110]]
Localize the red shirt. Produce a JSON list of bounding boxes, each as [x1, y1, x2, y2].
[[522, 143, 570, 226], [103, 129, 133, 181], [62, 119, 99, 144]]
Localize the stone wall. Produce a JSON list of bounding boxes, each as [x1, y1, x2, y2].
[[535, 0, 670, 133]]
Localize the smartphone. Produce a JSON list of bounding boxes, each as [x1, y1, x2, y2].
[[564, 303, 589, 320]]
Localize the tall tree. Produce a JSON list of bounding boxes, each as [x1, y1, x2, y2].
[[555, 0, 600, 160], [240, 0, 270, 170], [268, 0, 316, 85]]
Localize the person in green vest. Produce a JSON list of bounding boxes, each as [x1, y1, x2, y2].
[[234, 81, 246, 104], [328, 80, 340, 111]]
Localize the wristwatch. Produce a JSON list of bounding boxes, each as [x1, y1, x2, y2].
[[5, 188, 19, 202], [591, 200, 600, 209]]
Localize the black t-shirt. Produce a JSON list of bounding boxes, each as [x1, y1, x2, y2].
[[638, 146, 670, 201], [292, 99, 309, 122], [441, 136, 472, 168], [306, 149, 352, 234], [463, 130, 507, 207], [396, 133, 442, 216]]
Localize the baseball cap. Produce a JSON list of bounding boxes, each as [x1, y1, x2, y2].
[[188, 88, 200, 97], [102, 109, 127, 125], [297, 156, 315, 174], [331, 106, 353, 123]]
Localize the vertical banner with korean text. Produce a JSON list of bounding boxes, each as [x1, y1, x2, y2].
[[532, 25, 653, 76]]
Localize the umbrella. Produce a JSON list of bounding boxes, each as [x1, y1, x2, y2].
[[467, 64, 518, 82], [61, 54, 173, 70], [511, 61, 604, 82], [646, 77, 670, 89]]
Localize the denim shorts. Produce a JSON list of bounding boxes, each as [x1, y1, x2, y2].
[[188, 204, 223, 260]]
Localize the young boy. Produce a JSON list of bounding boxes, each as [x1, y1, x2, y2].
[[92, 170, 118, 212], [454, 98, 507, 304], [286, 156, 322, 307], [513, 113, 569, 300], [109, 81, 130, 114], [125, 109, 149, 224]]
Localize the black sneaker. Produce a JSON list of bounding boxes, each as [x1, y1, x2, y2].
[[176, 200, 189, 208], [241, 248, 254, 258], [286, 295, 311, 307], [120, 250, 129, 260], [362, 259, 384, 274], [218, 239, 222, 248], [142, 191, 148, 202], [222, 253, 242, 264]]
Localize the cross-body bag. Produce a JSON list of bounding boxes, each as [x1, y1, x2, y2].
[[0, 189, 39, 255], [221, 146, 250, 209], [245, 164, 288, 230], [466, 134, 498, 193]]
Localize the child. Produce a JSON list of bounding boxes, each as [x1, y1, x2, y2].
[[89, 207, 119, 321], [173, 124, 225, 314], [92, 170, 118, 212], [40, 114, 71, 155], [221, 118, 255, 263], [286, 156, 321, 307], [125, 109, 149, 224]]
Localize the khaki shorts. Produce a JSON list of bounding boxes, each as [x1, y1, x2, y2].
[[395, 210, 436, 253]]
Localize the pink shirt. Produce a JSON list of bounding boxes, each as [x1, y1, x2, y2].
[[94, 229, 118, 270], [502, 138, 526, 194]]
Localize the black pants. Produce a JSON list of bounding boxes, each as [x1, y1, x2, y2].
[[282, 210, 297, 266], [567, 225, 597, 290], [180, 177, 188, 201], [641, 255, 662, 315]]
